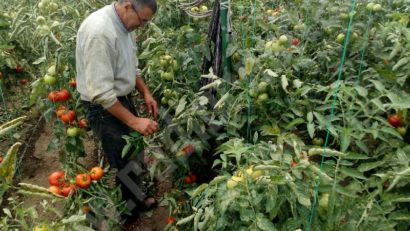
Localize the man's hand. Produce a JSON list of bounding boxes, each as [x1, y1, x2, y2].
[[135, 77, 158, 120], [143, 93, 158, 120], [128, 117, 158, 136], [106, 100, 158, 136]]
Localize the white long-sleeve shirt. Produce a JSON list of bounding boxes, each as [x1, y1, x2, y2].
[[76, 3, 141, 109]]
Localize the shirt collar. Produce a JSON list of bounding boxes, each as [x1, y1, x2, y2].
[[111, 2, 129, 33]]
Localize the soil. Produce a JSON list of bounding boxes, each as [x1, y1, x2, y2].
[[3, 116, 172, 231]]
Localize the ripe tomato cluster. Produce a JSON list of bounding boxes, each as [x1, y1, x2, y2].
[[48, 89, 71, 102], [47, 166, 105, 197], [184, 173, 197, 184], [55, 106, 88, 136]]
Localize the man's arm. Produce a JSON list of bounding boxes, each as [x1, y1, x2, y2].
[[106, 100, 158, 136], [135, 77, 158, 120]]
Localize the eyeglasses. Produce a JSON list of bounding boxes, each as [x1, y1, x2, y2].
[[130, 3, 151, 26]]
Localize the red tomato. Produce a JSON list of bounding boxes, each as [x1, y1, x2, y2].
[[15, 65, 23, 73], [61, 184, 76, 197], [167, 217, 176, 224], [48, 171, 65, 187], [69, 79, 77, 88], [48, 185, 62, 196], [57, 89, 71, 102], [61, 110, 76, 124], [182, 144, 195, 155], [388, 114, 402, 127], [190, 174, 197, 183], [0, 156, 3, 164], [75, 173, 92, 189], [184, 176, 193, 184], [82, 206, 91, 214], [90, 166, 104, 181], [48, 91, 60, 102], [55, 106, 67, 118], [19, 79, 28, 85], [292, 38, 300, 46], [78, 118, 88, 129], [291, 162, 298, 168]]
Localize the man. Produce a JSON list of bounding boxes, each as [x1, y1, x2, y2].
[[75, 0, 159, 220]]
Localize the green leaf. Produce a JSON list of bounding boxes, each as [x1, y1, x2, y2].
[[32, 56, 46, 65], [121, 143, 132, 158], [285, 118, 305, 130], [191, 184, 208, 198], [369, 80, 385, 92], [386, 92, 410, 109], [334, 185, 358, 198], [256, 214, 277, 231], [307, 123, 315, 138], [175, 96, 187, 116], [62, 214, 87, 224], [354, 141, 369, 154], [380, 126, 403, 139], [0, 142, 21, 183], [371, 98, 386, 112], [340, 128, 351, 152], [339, 167, 367, 180], [313, 111, 327, 128], [388, 212, 410, 221], [343, 152, 369, 160], [358, 160, 385, 172], [354, 86, 368, 97], [392, 57, 410, 71]]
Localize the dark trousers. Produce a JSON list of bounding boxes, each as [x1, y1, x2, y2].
[[83, 95, 146, 213]]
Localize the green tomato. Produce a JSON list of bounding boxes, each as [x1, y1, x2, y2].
[[319, 193, 329, 209], [339, 13, 349, 20], [38, 2, 46, 10], [172, 60, 179, 72], [249, 88, 258, 98], [257, 93, 269, 102], [160, 59, 167, 67], [351, 32, 359, 42], [36, 16, 46, 25], [163, 55, 172, 60], [293, 24, 305, 31], [271, 42, 284, 53], [312, 137, 324, 146], [366, 2, 375, 11], [161, 72, 173, 81], [200, 5, 208, 12], [33, 225, 49, 231], [257, 81, 269, 93], [397, 127, 407, 136], [251, 170, 264, 180], [38, 25, 50, 35], [43, 74, 57, 85], [163, 89, 172, 98], [167, 99, 176, 106], [49, 2, 58, 11], [336, 33, 345, 44], [226, 179, 237, 189], [67, 127, 78, 137], [161, 97, 168, 105], [278, 35, 288, 45], [372, 4, 382, 12], [171, 91, 179, 98]]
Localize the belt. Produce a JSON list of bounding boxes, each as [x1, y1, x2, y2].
[[82, 94, 136, 115]]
